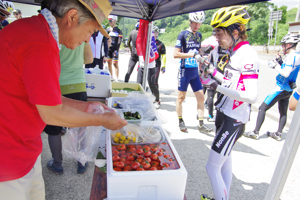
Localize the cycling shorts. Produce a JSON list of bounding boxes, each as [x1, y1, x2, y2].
[[212, 111, 245, 156], [108, 49, 119, 62], [177, 67, 203, 92], [264, 87, 292, 105]]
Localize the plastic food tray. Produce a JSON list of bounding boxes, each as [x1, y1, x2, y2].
[[108, 97, 158, 121], [110, 125, 166, 145], [120, 108, 143, 123]]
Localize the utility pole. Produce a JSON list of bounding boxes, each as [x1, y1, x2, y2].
[[123, 17, 125, 38], [296, 0, 300, 21]]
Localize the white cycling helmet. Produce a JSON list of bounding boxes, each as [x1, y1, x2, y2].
[[108, 15, 118, 21], [281, 33, 300, 44], [189, 11, 205, 23], [0, 0, 13, 17]]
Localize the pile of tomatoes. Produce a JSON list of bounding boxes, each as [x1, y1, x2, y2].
[[111, 142, 179, 172]]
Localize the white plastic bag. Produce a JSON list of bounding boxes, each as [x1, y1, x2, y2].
[[62, 104, 108, 166]]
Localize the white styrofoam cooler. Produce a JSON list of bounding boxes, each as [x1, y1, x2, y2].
[[85, 74, 111, 97], [106, 123, 188, 200]]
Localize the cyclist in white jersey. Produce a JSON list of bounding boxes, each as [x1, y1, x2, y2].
[[199, 6, 259, 200]]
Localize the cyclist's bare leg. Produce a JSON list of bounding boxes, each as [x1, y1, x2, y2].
[[194, 90, 205, 119], [108, 60, 113, 77], [176, 91, 186, 117], [113, 62, 119, 79]]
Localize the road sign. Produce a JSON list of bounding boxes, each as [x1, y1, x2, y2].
[[268, 28, 273, 33], [269, 21, 274, 27], [269, 10, 282, 20]]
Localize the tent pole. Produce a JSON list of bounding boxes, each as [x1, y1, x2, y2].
[[142, 21, 153, 89], [264, 100, 300, 200]]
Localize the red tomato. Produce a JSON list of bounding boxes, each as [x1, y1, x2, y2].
[[159, 148, 166, 152], [161, 142, 167, 145], [163, 154, 171, 159], [144, 151, 151, 157], [151, 145, 159, 152], [162, 163, 170, 168], [151, 154, 158, 160], [150, 161, 160, 167], [157, 166, 163, 170], [113, 161, 118, 167], [168, 158, 175, 162], [136, 149, 144, 155], [149, 167, 158, 170], [120, 158, 126, 163], [144, 157, 151, 162], [130, 153, 138, 158], [136, 145, 142, 149], [141, 161, 151, 169], [126, 155, 135, 161], [120, 154, 127, 159], [123, 165, 132, 171], [124, 160, 133, 165], [113, 167, 122, 171], [157, 152, 164, 156], [129, 147, 136, 153], [112, 146, 117, 151], [119, 150, 126, 155], [137, 155, 144, 159], [136, 167, 145, 171], [116, 161, 125, 168], [112, 150, 119, 155], [131, 162, 140, 170], [142, 145, 150, 151], [117, 144, 126, 151], [128, 144, 135, 149], [135, 158, 143, 163], [112, 155, 120, 162]]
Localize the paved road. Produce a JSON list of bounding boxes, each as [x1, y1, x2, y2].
[[42, 45, 300, 200]]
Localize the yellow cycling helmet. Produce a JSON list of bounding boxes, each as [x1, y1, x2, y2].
[[211, 5, 250, 28]]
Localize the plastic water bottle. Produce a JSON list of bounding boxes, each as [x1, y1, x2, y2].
[[84, 68, 92, 74], [100, 69, 111, 76], [93, 65, 101, 74]]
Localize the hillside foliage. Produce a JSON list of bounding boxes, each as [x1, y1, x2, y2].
[[106, 2, 297, 47]]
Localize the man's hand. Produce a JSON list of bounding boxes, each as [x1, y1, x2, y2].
[[275, 54, 283, 65], [99, 111, 128, 130], [103, 57, 107, 64], [161, 66, 165, 73], [268, 59, 277, 69], [200, 76, 219, 91]]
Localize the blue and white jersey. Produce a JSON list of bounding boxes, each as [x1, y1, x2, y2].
[[276, 50, 300, 92], [175, 29, 202, 68]]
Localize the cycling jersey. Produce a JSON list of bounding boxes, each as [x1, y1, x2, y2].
[[155, 39, 166, 68], [128, 29, 138, 57], [293, 86, 300, 100], [175, 29, 202, 68], [211, 41, 259, 123], [275, 50, 300, 92], [107, 26, 122, 51]]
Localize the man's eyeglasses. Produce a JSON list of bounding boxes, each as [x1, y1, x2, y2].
[[109, 20, 113, 22], [13, 13, 19, 15]]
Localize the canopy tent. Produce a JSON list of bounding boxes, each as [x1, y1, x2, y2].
[[9, 0, 299, 200], [11, 0, 266, 20]]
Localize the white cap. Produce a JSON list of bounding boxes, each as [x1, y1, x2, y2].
[[108, 15, 117, 21]]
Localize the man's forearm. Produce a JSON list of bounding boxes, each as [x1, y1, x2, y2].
[[61, 96, 89, 112]]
